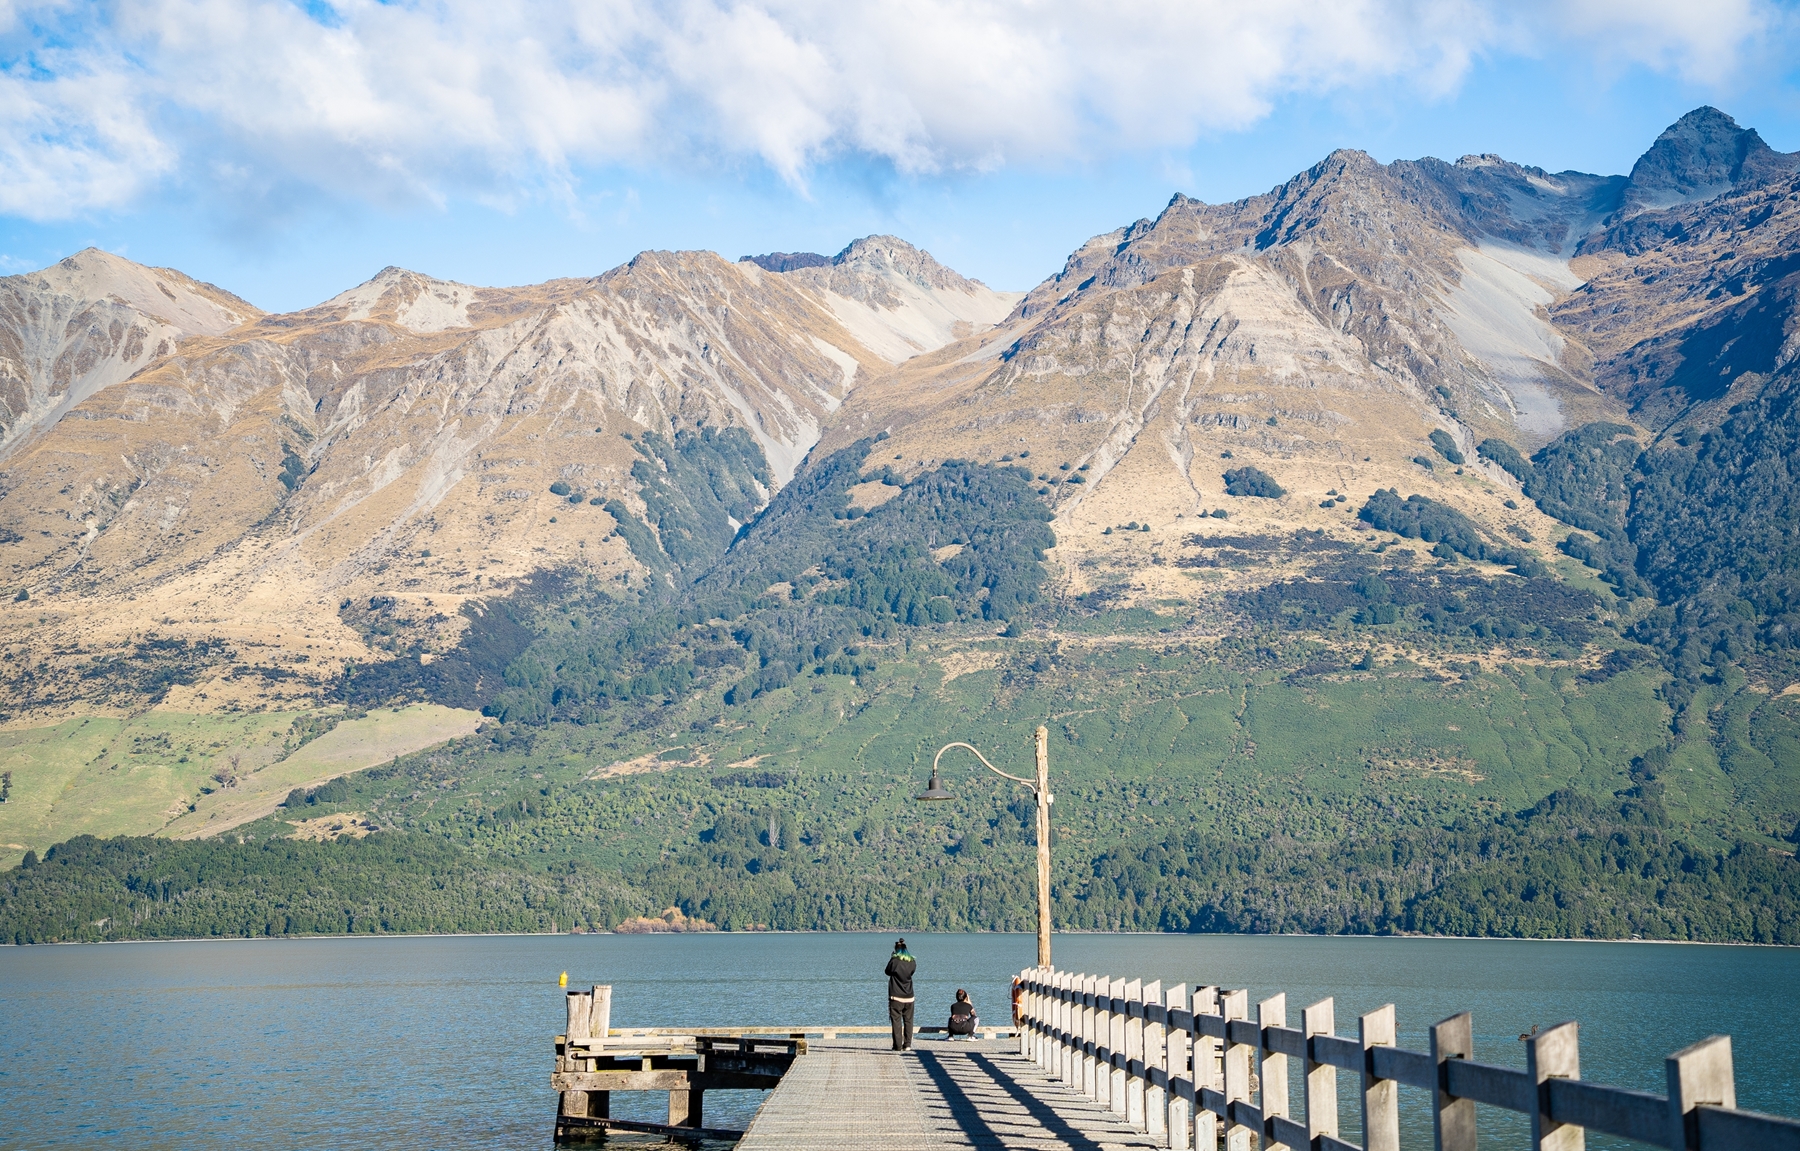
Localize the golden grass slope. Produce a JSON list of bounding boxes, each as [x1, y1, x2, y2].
[[0, 240, 1016, 723], [0, 703, 478, 865]]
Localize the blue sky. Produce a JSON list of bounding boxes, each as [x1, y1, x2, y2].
[[0, 1, 1796, 311]]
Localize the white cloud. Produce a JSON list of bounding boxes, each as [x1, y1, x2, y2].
[[0, 0, 1781, 220]]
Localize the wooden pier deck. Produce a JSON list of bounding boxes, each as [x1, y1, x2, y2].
[[737, 1038, 1160, 1151], [557, 967, 1800, 1149]]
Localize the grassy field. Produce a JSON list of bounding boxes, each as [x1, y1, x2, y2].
[[0, 704, 480, 866], [162, 703, 483, 840], [216, 626, 1690, 873]]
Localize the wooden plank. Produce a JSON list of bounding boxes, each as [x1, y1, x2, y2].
[[552, 1069, 783, 1091], [553, 1070, 691, 1092], [1192, 985, 1221, 1151], [1668, 1035, 1735, 1150], [1303, 997, 1339, 1147], [1312, 1033, 1363, 1072], [1694, 1105, 1800, 1151], [1369, 1045, 1435, 1091], [1084, 974, 1101, 1101], [1264, 1024, 1307, 1060], [591, 1025, 1009, 1038], [667, 1087, 694, 1128], [1528, 1020, 1584, 1151], [1109, 976, 1129, 1113], [1548, 1079, 1667, 1145], [1222, 989, 1253, 1151], [735, 1038, 1164, 1150], [1125, 977, 1146, 1129], [564, 990, 591, 1043], [1444, 1059, 1535, 1112], [1145, 979, 1167, 1140], [554, 1114, 745, 1141], [1269, 1113, 1310, 1149], [1259, 994, 1290, 1151], [590, 984, 611, 1044], [1167, 983, 1193, 1151], [1360, 1004, 1399, 1151], [1431, 1012, 1477, 1151]]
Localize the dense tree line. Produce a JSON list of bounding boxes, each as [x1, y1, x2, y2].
[[9, 779, 1797, 944], [0, 833, 643, 945]]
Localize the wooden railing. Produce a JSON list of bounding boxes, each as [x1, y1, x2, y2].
[[1013, 967, 1800, 1149]]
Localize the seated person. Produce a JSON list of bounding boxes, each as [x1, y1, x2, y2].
[[948, 988, 979, 1038]]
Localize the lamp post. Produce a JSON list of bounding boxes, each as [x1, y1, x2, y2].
[[917, 724, 1054, 969]]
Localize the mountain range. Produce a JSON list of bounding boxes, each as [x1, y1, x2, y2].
[[5, 107, 1800, 945]]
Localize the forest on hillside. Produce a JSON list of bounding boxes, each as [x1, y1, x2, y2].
[[10, 403, 1800, 946]]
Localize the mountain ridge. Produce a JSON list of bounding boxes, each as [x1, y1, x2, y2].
[[5, 107, 1800, 908]]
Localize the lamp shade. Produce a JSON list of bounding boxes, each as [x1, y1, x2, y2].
[[916, 768, 953, 801]]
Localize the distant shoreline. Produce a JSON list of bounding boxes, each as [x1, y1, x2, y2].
[[5, 928, 1793, 949]]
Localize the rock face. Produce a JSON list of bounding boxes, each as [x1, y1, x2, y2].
[[819, 107, 1799, 604], [1619, 107, 1799, 215], [2, 107, 1796, 718], [0, 238, 1019, 713], [0, 249, 260, 459]]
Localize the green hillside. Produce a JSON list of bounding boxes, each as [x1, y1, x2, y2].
[[8, 421, 1800, 945]]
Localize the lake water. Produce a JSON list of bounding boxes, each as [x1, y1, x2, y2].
[[3, 932, 1797, 1149]]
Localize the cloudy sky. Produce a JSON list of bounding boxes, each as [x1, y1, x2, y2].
[[1, 0, 1796, 310]]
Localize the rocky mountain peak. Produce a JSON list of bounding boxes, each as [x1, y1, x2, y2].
[[829, 235, 985, 293], [316, 265, 480, 333], [24, 247, 258, 336], [1623, 106, 1799, 213]]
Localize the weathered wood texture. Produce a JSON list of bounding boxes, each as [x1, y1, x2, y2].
[[552, 1014, 804, 1141], [737, 1039, 1161, 1150], [1014, 967, 1800, 1151]]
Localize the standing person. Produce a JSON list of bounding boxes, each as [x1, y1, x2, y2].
[[885, 938, 916, 1050]]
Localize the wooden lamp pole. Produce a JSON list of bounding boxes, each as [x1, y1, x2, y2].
[[918, 724, 1054, 969]]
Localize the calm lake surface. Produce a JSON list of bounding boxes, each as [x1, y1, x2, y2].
[[3, 932, 1796, 1149]]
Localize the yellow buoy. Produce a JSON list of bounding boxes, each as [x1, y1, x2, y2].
[[559, 971, 568, 987]]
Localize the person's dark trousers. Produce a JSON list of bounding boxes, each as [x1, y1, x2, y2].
[[889, 999, 915, 1049]]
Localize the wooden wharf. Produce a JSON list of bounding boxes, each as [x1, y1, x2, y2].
[[554, 967, 1800, 1149]]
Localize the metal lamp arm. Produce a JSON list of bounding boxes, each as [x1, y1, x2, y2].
[[933, 742, 1038, 791]]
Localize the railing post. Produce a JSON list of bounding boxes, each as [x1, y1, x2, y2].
[[1038, 968, 1052, 1069], [561, 989, 595, 1120], [1146, 979, 1167, 1140], [1089, 975, 1105, 1107], [1193, 985, 1221, 1151], [1431, 1012, 1476, 1151], [1110, 976, 1130, 1116], [1083, 974, 1100, 1099], [1021, 969, 1035, 1058], [1167, 983, 1192, 1150], [1126, 978, 1146, 1129], [1066, 971, 1081, 1086], [591, 985, 612, 1044], [1527, 1020, 1583, 1150], [1666, 1035, 1734, 1151], [1303, 997, 1338, 1146], [1259, 993, 1290, 1150], [566, 989, 593, 1042], [1055, 971, 1071, 1083], [1223, 988, 1253, 1151], [1360, 1003, 1400, 1151]]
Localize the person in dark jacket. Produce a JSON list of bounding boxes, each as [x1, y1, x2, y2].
[[885, 938, 916, 1050], [947, 988, 978, 1038]]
